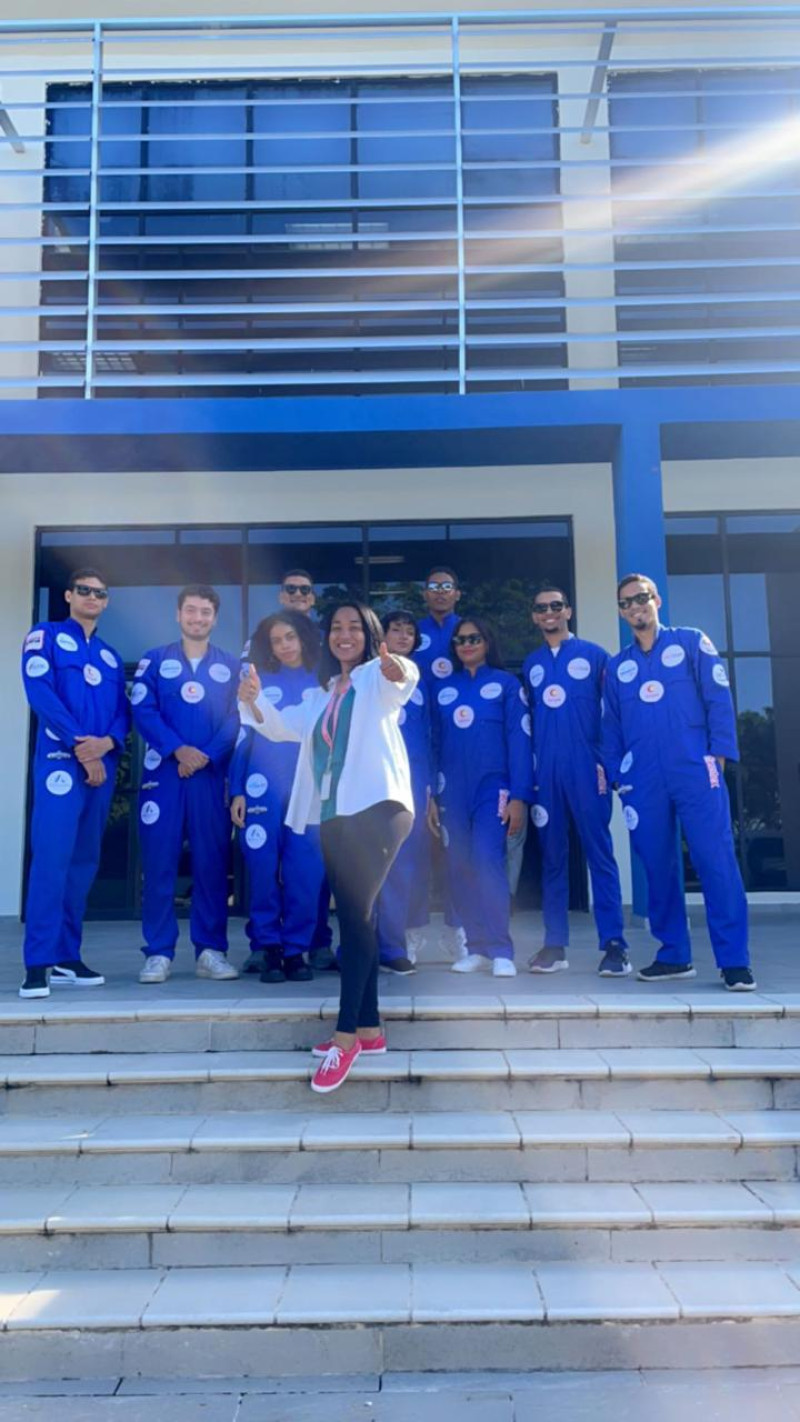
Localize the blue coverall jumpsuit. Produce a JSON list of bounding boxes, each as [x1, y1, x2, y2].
[[229, 664, 325, 962], [21, 618, 129, 968], [523, 635, 627, 953], [603, 625, 749, 968], [131, 641, 240, 961], [414, 613, 461, 687], [376, 680, 433, 962], [432, 665, 533, 960]]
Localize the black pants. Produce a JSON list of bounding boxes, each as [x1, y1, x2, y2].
[[320, 801, 413, 1035]]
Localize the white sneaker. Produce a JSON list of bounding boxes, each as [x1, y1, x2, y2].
[[440, 924, 468, 962], [196, 949, 239, 981], [405, 927, 427, 965], [450, 953, 487, 974], [139, 955, 171, 985], [492, 957, 517, 978]]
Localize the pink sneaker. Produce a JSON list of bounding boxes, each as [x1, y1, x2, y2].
[[312, 1033, 387, 1059], [311, 1040, 362, 1094]]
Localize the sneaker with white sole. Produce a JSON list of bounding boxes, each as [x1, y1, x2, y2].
[[196, 949, 239, 980], [492, 957, 517, 978], [20, 967, 50, 999], [311, 1040, 362, 1094], [528, 947, 569, 974], [50, 961, 105, 988], [139, 954, 172, 985], [450, 953, 487, 974]]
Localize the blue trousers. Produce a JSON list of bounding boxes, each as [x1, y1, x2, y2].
[[441, 790, 513, 960], [376, 809, 429, 962], [535, 756, 627, 950], [24, 758, 116, 968], [242, 798, 325, 958], [622, 755, 749, 968], [139, 760, 231, 958]]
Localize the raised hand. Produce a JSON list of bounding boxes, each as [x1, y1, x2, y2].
[[238, 664, 262, 705], [378, 641, 405, 683]]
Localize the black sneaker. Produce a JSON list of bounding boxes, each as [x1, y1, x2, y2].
[[260, 947, 286, 985], [379, 956, 417, 976], [722, 966, 757, 992], [308, 946, 337, 972], [242, 951, 266, 975], [51, 961, 105, 988], [284, 957, 313, 983], [598, 943, 632, 978], [637, 960, 697, 982], [528, 947, 569, 974], [19, 967, 49, 999]]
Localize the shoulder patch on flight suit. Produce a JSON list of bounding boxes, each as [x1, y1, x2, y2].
[[24, 629, 45, 652], [25, 656, 50, 678]]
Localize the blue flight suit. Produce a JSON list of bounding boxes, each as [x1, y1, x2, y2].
[[131, 641, 240, 960], [229, 664, 325, 960], [376, 679, 433, 961], [523, 635, 627, 953], [432, 665, 534, 960], [21, 618, 129, 968], [414, 613, 461, 688], [603, 625, 749, 969]]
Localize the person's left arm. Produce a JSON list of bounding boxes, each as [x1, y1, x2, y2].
[[689, 630, 739, 764], [201, 660, 243, 766], [502, 674, 534, 834]]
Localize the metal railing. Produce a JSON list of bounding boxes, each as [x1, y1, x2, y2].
[[1, 6, 799, 398]]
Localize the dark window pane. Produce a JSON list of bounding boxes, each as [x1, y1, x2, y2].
[[730, 572, 770, 652]]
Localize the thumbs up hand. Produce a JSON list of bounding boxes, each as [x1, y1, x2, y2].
[[378, 641, 405, 683], [238, 663, 261, 705]]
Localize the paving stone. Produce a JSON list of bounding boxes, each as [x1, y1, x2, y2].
[[290, 1184, 409, 1230], [514, 1110, 630, 1145], [46, 1185, 186, 1233], [117, 1375, 379, 1395], [0, 1273, 45, 1326], [167, 1183, 297, 1230], [503, 1050, 608, 1078], [237, 1394, 514, 1422], [411, 997, 505, 1020], [0, 1187, 74, 1233], [80, 1117, 204, 1153], [523, 1182, 651, 1225], [411, 1182, 529, 1229], [276, 1264, 410, 1323], [301, 1115, 411, 1149], [6, 1269, 162, 1329], [616, 1111, 742, 1145], [660, 1262, 800, 1317], [745, 1181, 800, 1221], [695, 1049, 800, 1077], [411, 1262, 542, 1322], [191, 1113, 306, 1150], [409, 1051, 509, 1079], [0, 1118, 100, 1154], [597, 1049, 710, 1078], [718, 1110, 800, 1144], [0, 1403, 238, 1421], [635, 1181, 774, 1224], [142, 1266, 286, 1326], [535, 1262, 680, 1320], [410, 1113, 520, 1148]]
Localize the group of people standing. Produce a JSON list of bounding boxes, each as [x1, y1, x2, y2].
[[19, 560, 755, 1089]]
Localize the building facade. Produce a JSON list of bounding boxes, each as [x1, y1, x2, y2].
[[1, 1, 799, 919]]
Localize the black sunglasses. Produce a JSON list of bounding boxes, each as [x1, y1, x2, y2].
[[72, 584, 108, 600], [618, 592, 654, 611], [533, 599, 566, 614], [454, 633, 484, 647], [283, 583, 313, 596]]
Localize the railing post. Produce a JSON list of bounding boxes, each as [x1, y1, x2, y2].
[[451, 16, 467, 395], [84, 20, 102, 400]]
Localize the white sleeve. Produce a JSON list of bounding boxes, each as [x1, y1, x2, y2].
[[239, 690, 312, 744], [373, 655, 420, 710]]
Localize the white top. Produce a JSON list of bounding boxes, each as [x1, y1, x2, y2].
[[239, 655, 419, 833]]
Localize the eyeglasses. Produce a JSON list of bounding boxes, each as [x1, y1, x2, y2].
[[72, 584, 108, 600], [617, 592, 654, 611], [454, 633, 484, 647], [283, 583, 313, 597], [426, 581, 456, 592], [533, 599, 566, 614]]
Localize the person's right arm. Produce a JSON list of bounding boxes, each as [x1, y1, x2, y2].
[[130, 653, 184, 759], [21, 625, 85, 745], [601, 661, 625, 786]]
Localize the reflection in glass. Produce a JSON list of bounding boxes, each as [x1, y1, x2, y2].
[[730, 573, 769, 653], [666, 574, 727, 652], [101, 585, 243, 664], [734, 656, 785, 889]]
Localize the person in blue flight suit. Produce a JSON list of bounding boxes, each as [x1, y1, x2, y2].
[[523, 583, 630, 978], [230, 610, 324, 985], [19, 568, 130, 999], [414, 565, 462, 688], [603, 573, 755, 991], [131, 584, 241, 985], [427, 616, 533, 978], [375, 610, 434, 975]]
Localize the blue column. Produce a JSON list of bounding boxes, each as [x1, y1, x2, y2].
[[612, 415, 669, 919]]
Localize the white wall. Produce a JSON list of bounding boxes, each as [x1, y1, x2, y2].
[[0, 459, 626, 916]]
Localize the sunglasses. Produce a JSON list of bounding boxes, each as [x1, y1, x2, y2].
[[533, 599, 566, 614], [72, 584, 108, 600], [618, 592, 654, 611], [283, 583, 313, 597], [426, 581, 456, 592], [454, 633, 484, 647]]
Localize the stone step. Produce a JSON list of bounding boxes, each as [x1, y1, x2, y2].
[[2, 993, 799, 1054], [0, 1108, 798, 1185], [1, 1180, 799, 1271], [2, 1047, 800, 1115], [2, 1260, 800, 1381]]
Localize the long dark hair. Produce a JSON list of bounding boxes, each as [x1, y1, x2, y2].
[[451, 615, 505, 671], [317, 601, 383, 686], [248, 610, 320, 674], [381, 607, 421, 653]]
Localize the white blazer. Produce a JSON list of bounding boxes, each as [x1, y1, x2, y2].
[[239, 655, 419, 833]]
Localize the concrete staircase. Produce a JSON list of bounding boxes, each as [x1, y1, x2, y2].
[[1, 988, 800, 1382]]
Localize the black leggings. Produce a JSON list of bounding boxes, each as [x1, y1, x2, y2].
[[320, 801, 413, 1036]]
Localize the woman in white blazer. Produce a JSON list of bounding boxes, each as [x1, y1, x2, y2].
[[239, 601, 418, 1094]]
